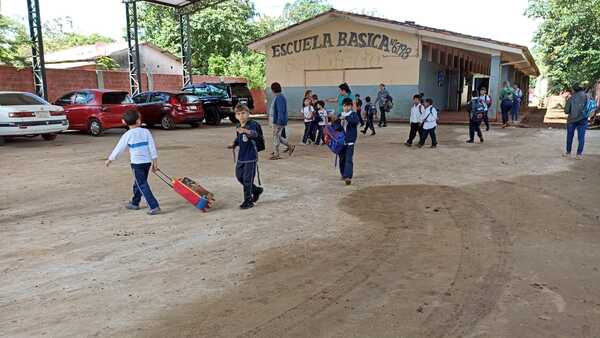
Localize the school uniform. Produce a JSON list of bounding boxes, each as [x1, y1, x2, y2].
[[333, 111, 360, 179], [302, 105, 315, 144], [233, 120, 261, 203], [479, 94, 492, 130], [361, 103, 376, 134], [468, 98, 486, 142], [418, 106, 438, 147], [315, 108, 329, 145], [355, 98, 365, 126], [512, 87, 523, 121], [406, 103, 423, 145]]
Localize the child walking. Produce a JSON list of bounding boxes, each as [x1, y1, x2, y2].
[[467, 90, 486, 143], [315, 100, 329, 145], [301, 97, 315, 145], [405, 94, 423, 146], [105, 110, 161, 215], [418, 98, 438, 148], [333, 97, 360, 185], [360, 96, 376, 135], [228, 104, 263, 210]]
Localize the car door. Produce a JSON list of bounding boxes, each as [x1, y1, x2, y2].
[[133, 93, 152, 124], [149, 92, 171, 124], [55, 92, 76, 127], [70, 92, 95, 129]]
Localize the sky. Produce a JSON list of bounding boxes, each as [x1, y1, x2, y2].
[[1, 0, 539, 48]]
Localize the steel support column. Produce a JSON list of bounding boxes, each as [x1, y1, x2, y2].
[[27, 0, 47, 100], [125, 1, 143, 96], [179, 13, 193, 87]]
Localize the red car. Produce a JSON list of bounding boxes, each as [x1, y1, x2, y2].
[[132, 91, 205, 129], [54, 89, 137, 136]]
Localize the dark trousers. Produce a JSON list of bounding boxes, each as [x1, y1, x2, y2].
[[566, 119, 587, 155], [315, 125, 325, 145], [469, 120, 483, 141], [406, 122, 422, 144], [362, 115, 375, 134], [357, 110, 365, 126], [483, 113, 490, 130], [235, 162, 258, 202], [309, 121, 319, 142], [339, 145, 355, 179], [511, 99, 521, 121], [501, 99, 512, 125], [419, 127, 437, 146], [302, 122, 312, 143], [378, 106, 387, 126], [131, 163, 159, 209]]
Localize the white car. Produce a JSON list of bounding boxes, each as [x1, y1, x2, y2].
[[0, 91, 69, 145]]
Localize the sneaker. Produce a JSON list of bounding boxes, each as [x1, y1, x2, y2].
[[288, 144, 295, 156], [345, 179, 352, 186], [370, 132, 376, 136], [252, 187, 264, 203], [430, 145, 437, 148], [125, 202, 140, 210], [417, 144, 424, 148], [576, 155, 584, 160], [562, 152, 571, 158], [404, 142, 412, 147], [147, 207, 161, 215], [240, 201, 254, 209], [480, 138, 484, 143], [466, 140, 474, 144], [361, 130, 366, 135]]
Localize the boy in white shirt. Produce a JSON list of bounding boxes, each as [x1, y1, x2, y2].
[[405, 94, 424, 146], [315, 100, 329, 145], [301, 97, 315, 145], [417, 98, 438, 148], [105, 110, 161, 215]]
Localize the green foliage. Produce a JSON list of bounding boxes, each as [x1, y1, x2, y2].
[[282, 0, 332, 26], [43, 16, 114, 52], [208, 52, 265, 89], [95, 56, 120, 70], [527, 0, 600, 92], [0, 15, 29, 66]]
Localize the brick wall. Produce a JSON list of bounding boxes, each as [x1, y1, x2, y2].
[[0, 65, 267, 113]]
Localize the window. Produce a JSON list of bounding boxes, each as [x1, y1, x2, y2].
[[175, 94, 201, 104], [230, 83, 251, 97], [0, 93, 48, 106], [102, 92, 132, 105], [150, 93, 170, 103], [132, 93, 149, 104], [55, 92, 75, 106], [74, 92, 93, 105], [184, 84, 228, 99]]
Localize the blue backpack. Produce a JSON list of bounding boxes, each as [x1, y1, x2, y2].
[[324, 125, 345, 154], [583, 98, 598, 118]]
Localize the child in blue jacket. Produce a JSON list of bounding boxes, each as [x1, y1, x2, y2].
[[333, 97, 360, 185], [228, 104, 263, 209]]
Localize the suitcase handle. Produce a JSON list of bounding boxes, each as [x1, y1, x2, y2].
[[153, 169, 173, 188]]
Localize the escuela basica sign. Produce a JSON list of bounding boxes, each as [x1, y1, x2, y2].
[[271, 32, 413, 59]]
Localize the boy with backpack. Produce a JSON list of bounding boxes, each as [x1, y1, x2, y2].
[[315, 100, 329, 145], [105, 110, 161, 215], [227, 104, 264, 209], [467, 91, 486, 143], [361, 96, 376, 135], [405, 94, 423, 146], [333, 97, 360, 185], [417, 98, 438, 148], [479, 87, 492, 131]]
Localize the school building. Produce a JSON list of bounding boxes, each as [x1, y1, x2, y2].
[[249, 9, 539, 121]]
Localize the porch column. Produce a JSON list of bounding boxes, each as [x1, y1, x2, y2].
[[489, 54, 502, 119]]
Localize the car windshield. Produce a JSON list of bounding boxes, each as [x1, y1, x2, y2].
[[230, 83, 252, 97], [102, 92, 133, 104], [184, 84, 229, 99], [0, 93, 48, 106], [176, 94, 202, 104]]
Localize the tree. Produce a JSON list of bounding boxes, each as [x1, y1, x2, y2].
[[281, 0, 332, 26], [527, 0, 600, 92], [208, 52, 265, 89], [0, 15, 29, 66], [42, 16, 114, 52]]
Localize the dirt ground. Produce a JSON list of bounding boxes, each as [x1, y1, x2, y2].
[[1, 121, 599, 338]]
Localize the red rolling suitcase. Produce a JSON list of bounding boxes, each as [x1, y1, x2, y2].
[[154, 169, 215, 212]]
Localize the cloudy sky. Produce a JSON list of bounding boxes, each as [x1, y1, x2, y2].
[[2, 0, 539, 47]]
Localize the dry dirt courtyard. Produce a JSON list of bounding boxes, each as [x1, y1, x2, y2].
[[1, 121, 599, 338]]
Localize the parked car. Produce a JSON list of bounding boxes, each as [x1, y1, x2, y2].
[[0, 91, 69, 145], [54, 89, 137, 136], [132, 91, 204, 130], [182, 82, 254, 125]]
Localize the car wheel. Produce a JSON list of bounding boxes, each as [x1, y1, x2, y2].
[[189, 122, 200, 128], [161, 115, 176, 130], [88, 118, 103, 137], [204, 106, 221, 126], [229, 115, 239, 124], [42, 133, 57, 141]]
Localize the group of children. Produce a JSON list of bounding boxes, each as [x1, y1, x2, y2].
[[404, 94, 439, 148], [301, 94, 329, 146]]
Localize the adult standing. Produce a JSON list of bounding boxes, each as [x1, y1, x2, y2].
[[499, 81, 514, 128], [511, 83, 523, 122], [563, 84, 588, 160], [270, 82, 295, 160], [374, 83, 391, 127], [327, 83, 355, 116]]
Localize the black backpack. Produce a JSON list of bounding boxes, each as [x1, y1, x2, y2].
[[239, 120, 265, 152]]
